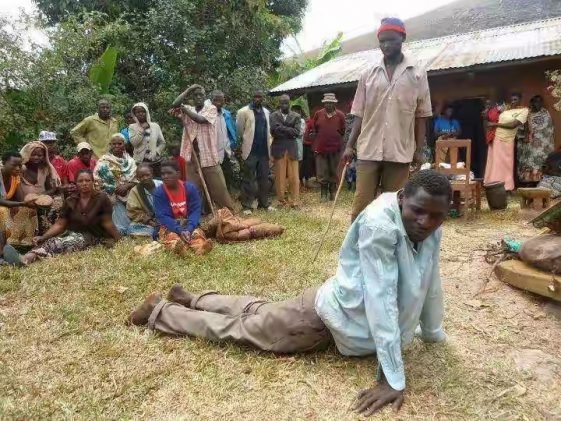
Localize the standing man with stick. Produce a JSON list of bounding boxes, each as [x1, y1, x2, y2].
[[343, 18, 432, 221], [171, 85, 234, 213]]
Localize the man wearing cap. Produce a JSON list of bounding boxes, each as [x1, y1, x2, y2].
[[343, 17, 432, 221], [70, 99, 119, 159], [312, 93, 346, 202], [67, 143, 97, 183], [39, 131, 69, 185]]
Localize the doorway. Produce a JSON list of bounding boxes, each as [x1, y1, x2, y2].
[[452, 97, 487, 178]]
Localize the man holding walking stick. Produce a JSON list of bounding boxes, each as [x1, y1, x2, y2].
[[343, 18, 432, 222], [170, 84, 235, 214]]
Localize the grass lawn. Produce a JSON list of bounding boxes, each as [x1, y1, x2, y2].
[[1, 191, 561, 420]]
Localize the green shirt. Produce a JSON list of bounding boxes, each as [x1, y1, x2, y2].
[[70, 114, 119, 159]]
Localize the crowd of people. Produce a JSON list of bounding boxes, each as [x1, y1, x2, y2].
[[0, 79, 357, 266], [483, 93, 557, 193], [428, 92, 557, 195], [1, 14, 559, 417]]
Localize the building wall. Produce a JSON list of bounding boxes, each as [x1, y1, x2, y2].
[[427, 59, 561, 148], [306, 59, 561, 147]]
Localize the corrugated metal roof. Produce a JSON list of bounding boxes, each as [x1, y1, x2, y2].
[[271, 17, 561, 94]]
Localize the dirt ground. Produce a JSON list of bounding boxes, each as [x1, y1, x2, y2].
[[1, 191, 561, 420]]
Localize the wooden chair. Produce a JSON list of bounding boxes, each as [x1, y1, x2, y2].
[[435, 139, 482, 215]]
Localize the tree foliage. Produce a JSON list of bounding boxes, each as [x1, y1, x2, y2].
[[1, 0, 308, 155], [269, 32, 343, 115]]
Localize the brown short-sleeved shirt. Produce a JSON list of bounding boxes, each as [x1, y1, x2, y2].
[[351, 54, 432, 163], [61, 191, 113, 238]]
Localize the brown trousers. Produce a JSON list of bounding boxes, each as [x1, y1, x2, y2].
[[187, 163, 235, 212], [148, 287, 332, 353], [351, 160, 410, 221], [274, 151, 300, 206]]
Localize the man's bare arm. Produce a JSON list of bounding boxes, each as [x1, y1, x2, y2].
[[342, 116, 363, 162], [413, 117, 427, 165], [181, 105, 209, 124]]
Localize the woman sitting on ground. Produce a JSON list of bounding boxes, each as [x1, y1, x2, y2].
[[154, 160, 212, 256], [94, 133, 137, 235], [3, 169, 120, 266], [0, 151, 36, 261], [538, 151, 561, 198], [9, 141, 61, 246], [126, 163, 163, 237]]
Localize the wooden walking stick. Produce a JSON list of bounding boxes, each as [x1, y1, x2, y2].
[[312, 161, 349, 263], [191, 150, 216, 219]]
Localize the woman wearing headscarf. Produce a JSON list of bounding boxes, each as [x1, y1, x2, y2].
[[2, 169, 120, 266], [517, 95, 555, 184], [128, 102, 166, 177], [8, 141, 61, 246], [484, 93, 529, 191], [94, 133, 137, 235], [127, 163, 163, 237]]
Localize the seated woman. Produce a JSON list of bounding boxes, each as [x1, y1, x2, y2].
[[538, 151, 561, 198], [126, 163, 162, 237], [154, 160, 212, 256], [8, 141, 61, 246], [0, 151, 36, 261], [94, 133, 137, 235], [3, 169, 120, 266]]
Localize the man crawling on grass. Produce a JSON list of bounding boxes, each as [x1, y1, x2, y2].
[[128, 170, 451, 416]]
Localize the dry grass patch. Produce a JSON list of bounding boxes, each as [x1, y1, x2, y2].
[[1, 191, 561, 420]]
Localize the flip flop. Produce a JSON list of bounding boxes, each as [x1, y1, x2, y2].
[[2, 245, 24, 267]]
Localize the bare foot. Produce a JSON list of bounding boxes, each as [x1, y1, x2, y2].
[[127, 292, 161, 326], [167, 284, 194, 307]]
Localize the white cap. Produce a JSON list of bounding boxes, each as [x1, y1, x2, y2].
[[77, 142, 92, 152]]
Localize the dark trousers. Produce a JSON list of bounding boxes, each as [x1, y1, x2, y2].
[[240, 153, 270, 209], [301, 144, 315, 181], [315, 152, 340, 185], [221, 156, 239, 193]]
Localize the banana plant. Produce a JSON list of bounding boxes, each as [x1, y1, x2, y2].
[[88, 45, 118, 94]]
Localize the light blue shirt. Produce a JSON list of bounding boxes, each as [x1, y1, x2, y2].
[[315, 192, 446, 391]]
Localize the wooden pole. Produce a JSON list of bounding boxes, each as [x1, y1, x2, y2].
[[191, 150, 216, 218], [312, 162, 349, 264]]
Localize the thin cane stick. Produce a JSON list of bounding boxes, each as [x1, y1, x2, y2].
[[312, 162, 349, 263], [191, 150, 216, 218]]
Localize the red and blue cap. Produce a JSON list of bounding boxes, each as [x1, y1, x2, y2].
[[377, 17, 406, 38]]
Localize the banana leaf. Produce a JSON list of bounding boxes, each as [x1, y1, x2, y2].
[[88, 46, 118, 94]]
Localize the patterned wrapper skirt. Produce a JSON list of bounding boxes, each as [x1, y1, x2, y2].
[[158, 224, 213, 257], [28, 231, 100, 259]]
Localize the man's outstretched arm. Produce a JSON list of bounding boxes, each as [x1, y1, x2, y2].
[[353, 224, 405, 416]]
